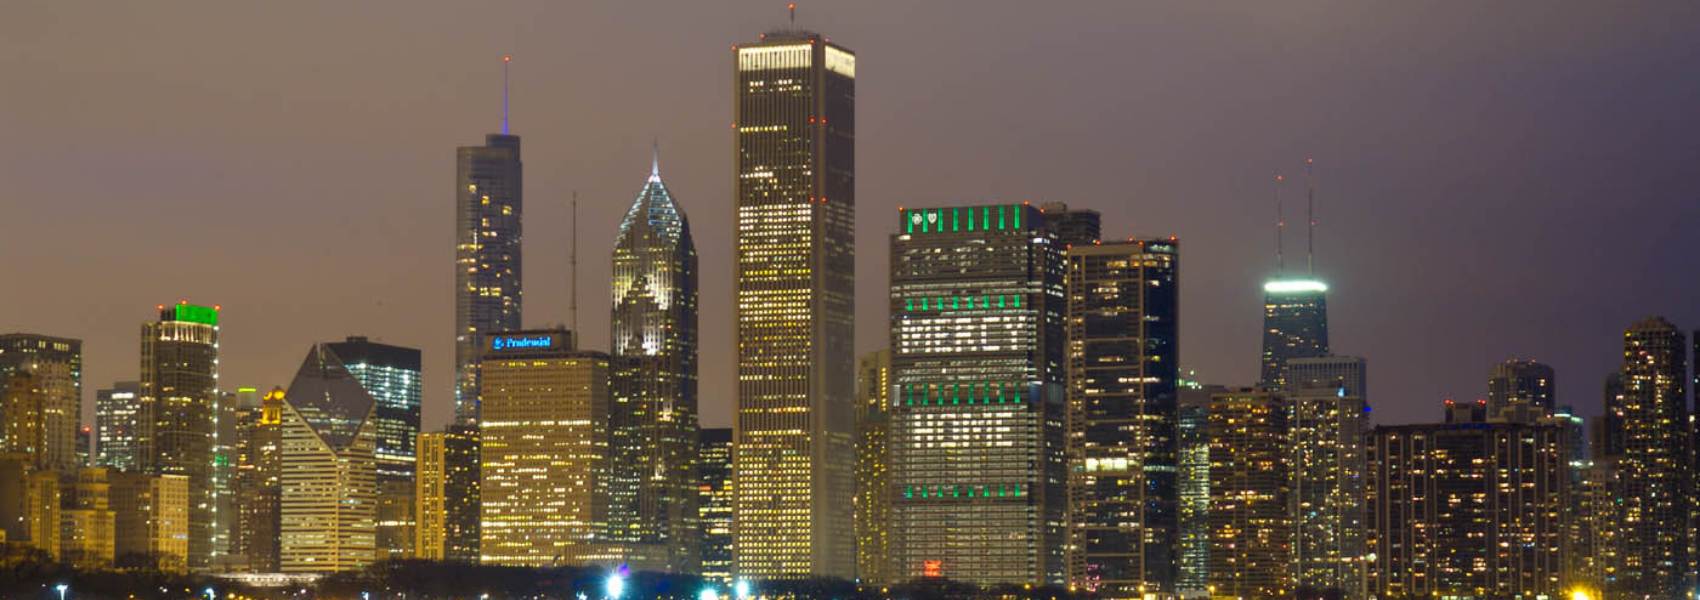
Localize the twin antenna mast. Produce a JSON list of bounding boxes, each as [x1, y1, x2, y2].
[[1273, 160, 1319, 276]]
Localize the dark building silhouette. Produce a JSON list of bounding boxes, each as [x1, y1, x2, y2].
[[454, 132, 523, 425]]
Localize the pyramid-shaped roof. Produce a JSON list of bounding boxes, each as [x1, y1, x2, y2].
[[283, 344, 375, 452]]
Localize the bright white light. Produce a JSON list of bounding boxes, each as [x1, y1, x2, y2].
[[734, 580, 752, 599], [701, 588, 721, 600], [1263, 280, 1328, 293], [606, 573, 625, 599]]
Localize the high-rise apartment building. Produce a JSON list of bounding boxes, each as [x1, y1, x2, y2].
[[1064, 239, 1179, 596], [455, 131, 523, 425], [278, 345, 380, 573], [610, 158, 700, 572], [416, 424, 480, 562], [1614, 317, 1689, 599], [210, 388, 240, 568], [137, 302, 219, 569], [699, 428, 734, 584], [854, 349, 890, 585], [0, 333, 82, 471], [479, 329, 616, 566], [1573, 458, 1623, 595], [234, 387, 282, 572], [95, 381, 140, 471], [888, 204, 1066, 586], [110, 471, 190, 573], [732, 27, 857, 580], [1284, 357, 1368, 597], [1174, 384, 1222, 596], [1366, 404, 1568, 599], [1487, 359, 1556, 418], [325, 336, 422, 560], [1259, 281, 1329, 389], [1206, 388, 1289, 600]]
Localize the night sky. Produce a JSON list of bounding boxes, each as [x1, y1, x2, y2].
[[4, 1, 1698, 432]]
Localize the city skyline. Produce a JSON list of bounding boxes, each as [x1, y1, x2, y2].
[[6, 1, 1700, 435]]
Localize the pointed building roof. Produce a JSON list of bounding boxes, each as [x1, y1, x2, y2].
[[618, 151, 692, 247], [283, 344, 376, 452]]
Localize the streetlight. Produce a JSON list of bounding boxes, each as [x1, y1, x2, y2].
[[55, 584, 68, 600], [700, 587, 721, 600], [733, 580, 751, 600], [203, 587, 216, 600], [605, 572, 625, 600]]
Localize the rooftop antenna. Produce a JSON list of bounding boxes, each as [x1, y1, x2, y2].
[[1305, 158, 1315, 276], [502, 55, 512, 134], [789, 3, 796, 25], [570, 190, 579, 332], [1274, 172, 1285, 274], [651, 138, 660, 181]]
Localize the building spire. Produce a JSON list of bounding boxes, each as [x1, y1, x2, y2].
[[502, 55, 512, 134], [571, 190, 579, 332], [1305, 158, 1316, 276], [650, 138, 660, 181], [1274, 172, 1285, 274]]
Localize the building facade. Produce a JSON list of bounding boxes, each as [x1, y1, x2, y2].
[[1284, 358, 1368, 598], [699, 428, 734, 584], [454, 132, 523, 425], [325, 336, 422, 561], [1064, 239, 1180, 596], [62, 467, 117, 570], [0, 334, 82, 472], [479, 329, 615, 566], [1206, 389, 1289, 600], [1487, 359, 1556, 418], [732, 27, 857, 580], [1258, 281, 1329, 389], [1366, 408, 1568, 599], [137, 302, 219, 569], [416, 424, 481, 562], [234, 387, 283, 572], [3, 373, 47, 466], [854, 349, 890, 585], [278, 345, 379, 573], [610, 158, 700, 573], [1174, 385, 1220, 596], [888, 204, 1067, 586], [110, 471, 190, 573], [95, 381, 140, 471], [1036, 202, 1101, 247], [1614, 317, 1689, 599]]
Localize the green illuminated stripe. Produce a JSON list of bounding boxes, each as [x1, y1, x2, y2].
[[172, 304, 219, 326], [998, 205, 1006, 230], [1013, 205, 1021, 229], [952, 208, 960, 232]]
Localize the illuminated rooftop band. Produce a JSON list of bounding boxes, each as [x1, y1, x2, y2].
[[1264, 279, 1329, 294]]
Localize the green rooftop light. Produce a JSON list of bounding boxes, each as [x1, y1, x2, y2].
[[172, 304, 220, 326], [1263, 280, 1328, 294]]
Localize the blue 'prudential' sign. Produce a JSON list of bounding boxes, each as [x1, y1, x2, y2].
[[491, 335, 556, 351]]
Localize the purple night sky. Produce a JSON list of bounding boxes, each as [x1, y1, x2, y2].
[[3, 1, 1697, 431]]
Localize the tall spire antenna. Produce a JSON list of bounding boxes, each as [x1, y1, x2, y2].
[[1275, 172, 1285, 274], [570, 190, 579, 332], [789, 3, 796, 24], [1305, 158, 1315, 276], [502, 55, 512, 134], [651, 138, 660, 180]]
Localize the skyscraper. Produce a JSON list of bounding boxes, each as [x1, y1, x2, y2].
[[1206, 388, 1289, 600], [699, 428, 734, 584], [278, 345, 379, 573], [610, 156, 700, 572], [479, 329, 616, 566], [137, 302, 219, 569], [1037, 202, 1101, 247], [1614, 317, 1689, 599], [1487, 359, 1556, 418], [416, 424, 480, 562], [110, 471, 190, 573], [0, 333, 83, 471], [62, 467, 117, 570], [854, 349, 890, 585], [733, 27, 856, 579], [234, 387, 282, 572], [3, 372, 47, 466], [888, 204, 1067, 586], [1259, 281, 1329, 389], [1174, 384, 1222, 596], [455, 128, 523, 425], [324, 336, 422, 560], [1284, 357, 1368, 597], [1366, 403, 1568, 599], [95, 381, 140, 471], [1064, 239, 1179, 596]]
